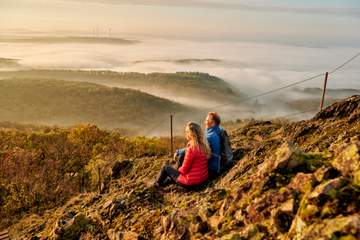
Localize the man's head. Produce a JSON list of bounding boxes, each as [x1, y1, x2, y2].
[[205, 112, 221, 129]]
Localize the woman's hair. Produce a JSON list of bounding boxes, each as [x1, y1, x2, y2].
[[185, 122, 211, 158]]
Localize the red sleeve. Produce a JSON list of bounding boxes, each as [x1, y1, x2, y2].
[[178, 146, 195, 175]]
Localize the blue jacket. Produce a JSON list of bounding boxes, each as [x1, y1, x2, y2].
[[206, 125, 221, 173]]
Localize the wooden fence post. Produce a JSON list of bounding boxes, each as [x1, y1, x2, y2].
[[98, 167, 101, 194], [170, 115, 174, 156], [320, 72, 329, 111]]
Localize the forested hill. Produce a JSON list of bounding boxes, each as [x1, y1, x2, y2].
[[0, 70, 242, 103], [0, 78, 191, 130]]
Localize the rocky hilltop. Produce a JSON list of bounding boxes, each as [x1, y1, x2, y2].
[[8, 96, 360, 239]]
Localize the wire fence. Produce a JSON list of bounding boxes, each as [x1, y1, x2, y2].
[[142, 51, 360, 136], [96, 51, 360, 195]]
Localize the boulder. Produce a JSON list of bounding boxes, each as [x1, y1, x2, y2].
[[54, 213, 91, 240], [260, 142, 324, 177], [292, 215, 360, 240], [332, 143, 360, 186], [297, 177, 358, 223]]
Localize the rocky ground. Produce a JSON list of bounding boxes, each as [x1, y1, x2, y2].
[[8, 96, 360, 240]]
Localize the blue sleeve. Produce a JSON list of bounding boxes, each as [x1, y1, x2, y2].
[[207, 132, 221, 172], [208, 133, 220, 155]]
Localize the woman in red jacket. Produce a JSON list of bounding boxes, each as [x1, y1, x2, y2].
[[155, 122, 210, 188]]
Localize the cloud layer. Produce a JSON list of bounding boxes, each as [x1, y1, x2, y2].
[[63, 0, 360, 17]]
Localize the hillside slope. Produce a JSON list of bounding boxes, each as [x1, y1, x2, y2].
[[0, 78, 191, 131], [0, 70, 243, 105], [7, 96, 360, 239]]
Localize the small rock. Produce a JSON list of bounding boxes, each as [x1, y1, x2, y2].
[[102, 200, 113, 210], [275, 142, 305, 170], [298, 204, 319, 222], [273, 210, 293, 233], [101, 198, 125, 221], [272, 199, 295, 234], [280, 199, 294, 213], [288, 173, 316, 193], [221, 232, 243, 240], [308, 177, 349, 202], [354, 170, 360, 187], [107, 228, 121, 240], [123, 231, 139, 240], [198, 206, 215, 222], [314, 166, 340, 183], [288, 215, 307, 237]]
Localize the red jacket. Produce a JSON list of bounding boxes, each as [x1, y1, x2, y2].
[[177, 144, 209, 186]]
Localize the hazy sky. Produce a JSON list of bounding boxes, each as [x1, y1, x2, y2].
[[1, 0, 360, 46], [1, 0, 360, 120]]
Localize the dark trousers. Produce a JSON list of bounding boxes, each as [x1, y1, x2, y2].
[[156, 148, 213, 190], [156, 165, 180, 186], [156, 148, 186, 187], [156, 164, 209, 190]]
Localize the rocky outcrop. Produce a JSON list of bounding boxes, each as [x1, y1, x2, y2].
[[314, 95, 360, 120], [8, 95, 360, 239]]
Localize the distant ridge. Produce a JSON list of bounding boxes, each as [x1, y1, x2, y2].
[[0, 58, 20, 68], [133, 58, 222, 64], [0, 70, 243, 103], [0, 36, 139, 45], [0, 78, 190, 129]]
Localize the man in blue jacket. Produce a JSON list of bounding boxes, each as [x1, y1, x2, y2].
[[174, 112, 230, 179], [205, 112, 222, 178]]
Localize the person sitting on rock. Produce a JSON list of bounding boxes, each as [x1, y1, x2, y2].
[[205, 112, 233, 178], [173, 113, 233, 179], [155, 122, 210, 188]]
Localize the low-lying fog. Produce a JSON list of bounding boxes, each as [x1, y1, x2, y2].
[[1, 35, 359, 124]]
